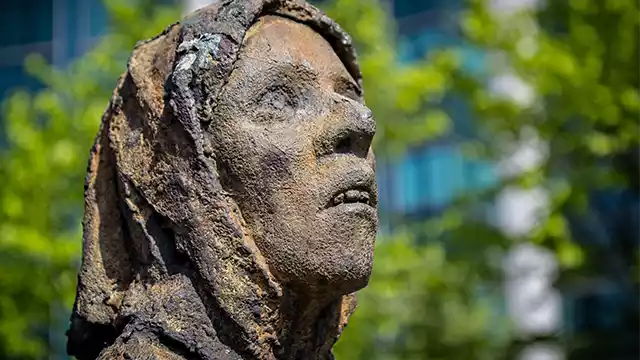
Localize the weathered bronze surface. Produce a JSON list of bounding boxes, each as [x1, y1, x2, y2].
[[67, 1, 377, 359]]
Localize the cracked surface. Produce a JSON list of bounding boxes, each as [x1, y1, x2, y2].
[[67, 1, 376, 359]]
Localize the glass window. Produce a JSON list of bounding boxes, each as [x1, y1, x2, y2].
[[376, 159, 393, 236], [398, 31, 451, 63], [66, 0, 79, 59], [0, 0, 52, 47], [443, 96, 471, 138], [0, 4, 23, 47], [0, 66, 42, 98], [457, 45, 487, 76], [465, 159, 497, 192], [90, 0, 108, 36], [376, 157, 392, 213], [394, 0, 443, 19], [423, 145, 464, 207], [388, 151, 425, 214], [386, 144, 475, 216], [31, 0, 54, 43], [398, 31, 487, 76], [394, 0, 464, 22], [399, 152, 421, 213]]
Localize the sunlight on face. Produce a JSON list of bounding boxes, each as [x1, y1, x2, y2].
[[209, 16, 378, 295]]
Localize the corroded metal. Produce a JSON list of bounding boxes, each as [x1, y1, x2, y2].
[[67, 1, 377, 359]]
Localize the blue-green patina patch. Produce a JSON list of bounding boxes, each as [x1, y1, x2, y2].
[[176, 33, 223, 71]]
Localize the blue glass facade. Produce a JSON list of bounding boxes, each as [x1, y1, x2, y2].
[[564, 188, 640, 360], [0, 0, 108, 100], [0, 0, 52, 98], [377, 0, 497, 234], [0, 1, 108, 357]]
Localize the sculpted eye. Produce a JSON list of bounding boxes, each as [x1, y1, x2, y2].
[[334, 77, 362, 102], [257, 85, 299, 110]]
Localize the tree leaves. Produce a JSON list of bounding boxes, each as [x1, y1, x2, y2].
[[324, 0, 639, 358], [0, 1, 181, 357]]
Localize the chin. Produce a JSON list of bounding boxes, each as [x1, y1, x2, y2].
[[257, 208, 377, 296], [264, 240, 375, 297], [317, 263, 373, 296], [303, 234, 376, 296]]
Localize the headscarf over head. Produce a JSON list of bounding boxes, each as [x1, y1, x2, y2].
[[67, 1, 363, 359]]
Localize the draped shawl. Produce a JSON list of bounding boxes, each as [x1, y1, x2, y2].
[[67, 1, 362, 359]]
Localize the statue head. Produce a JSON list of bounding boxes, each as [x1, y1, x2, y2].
[[68, 1, 377, 359], [212, 15, 377, 295]]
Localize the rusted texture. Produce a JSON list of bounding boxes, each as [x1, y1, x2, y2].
[[67, 1, 377, 359]]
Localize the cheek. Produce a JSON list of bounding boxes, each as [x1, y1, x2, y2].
[[260, 147, 294, 181], [257, 145, 314, 211], [225, 140, 301, 215], [212, 121, 318, 211]]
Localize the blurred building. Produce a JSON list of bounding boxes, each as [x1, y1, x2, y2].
[[0, 1, 109, 358], [383, 1, 639, 360], [377, 0, 496, 236], [0, 0, 636, 359], [0, 0, 108, 99]]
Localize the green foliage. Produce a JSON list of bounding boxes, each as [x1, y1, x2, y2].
[[0, 1, 181, 357], [455, 0, 639, 267], [461, 3, 640, 353], [324, 0, 639, 359], [459, 5, 640, 355], [322, 0, 458, 154], [321, 1, 513, 359], [336, 234, 511, 360], [0, 0, 637, 358]]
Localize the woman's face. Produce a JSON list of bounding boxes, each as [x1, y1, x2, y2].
[[209, 15, 377, 295]]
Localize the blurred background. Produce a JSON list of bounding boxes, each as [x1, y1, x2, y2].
[[0, 0, 638, 359]]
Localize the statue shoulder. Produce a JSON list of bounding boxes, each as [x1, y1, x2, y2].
[[97, 330, 187, 360], [95, 275, 243, 360]]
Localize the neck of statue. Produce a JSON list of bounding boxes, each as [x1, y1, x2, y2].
[[194, 201, 356, 360], [110, 265, 355, 360], [269, 291, 344, 360], [197, 276, 353, 360]]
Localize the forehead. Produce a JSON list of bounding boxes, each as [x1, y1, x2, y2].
[[239, 15, 354, 82]]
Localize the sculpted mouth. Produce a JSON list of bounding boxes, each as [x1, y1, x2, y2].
[[321, 166, 377, 211], [331, 188, 372, 206]]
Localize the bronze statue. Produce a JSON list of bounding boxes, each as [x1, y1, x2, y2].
[[67, 1, 377, 359]]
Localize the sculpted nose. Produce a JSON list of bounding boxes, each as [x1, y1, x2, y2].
[[317, 100, 376, 159]]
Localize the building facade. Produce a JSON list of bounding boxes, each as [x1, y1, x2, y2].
[[0, 1, 490, 357], [0, 0, 108, 99], [377, 0, 497, 236], [387, 2, 638, 360], [0, 0, 636, 359]]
